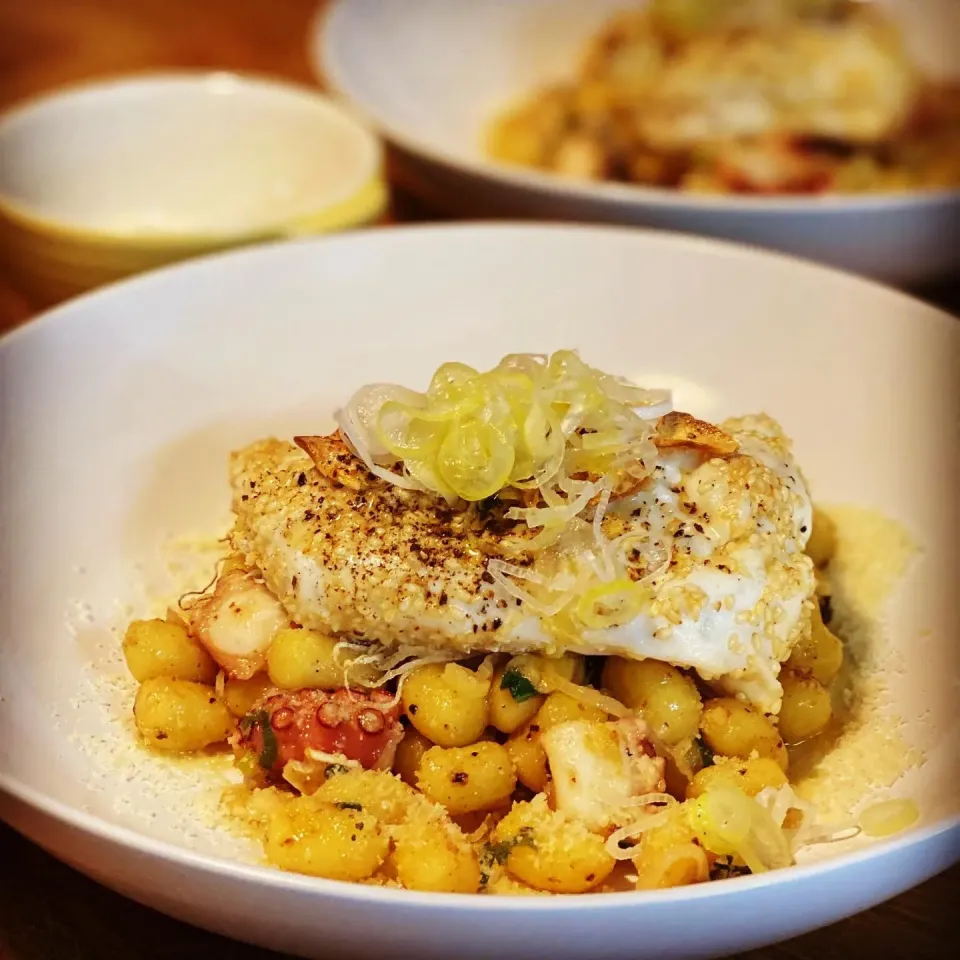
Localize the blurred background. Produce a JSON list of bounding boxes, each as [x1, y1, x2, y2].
[[0, 0, 358, 327], [1, 0, 958, 330]]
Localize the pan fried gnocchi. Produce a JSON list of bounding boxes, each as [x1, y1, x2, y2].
[[119, 350, 917, 893]]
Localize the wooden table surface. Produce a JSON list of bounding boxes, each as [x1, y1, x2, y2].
[[0, 1, 955, 957]]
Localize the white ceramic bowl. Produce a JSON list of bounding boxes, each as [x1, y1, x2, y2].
[[0, 72, 386, 304], [0, 225, 957, 960], [315, 0, 960, 287]]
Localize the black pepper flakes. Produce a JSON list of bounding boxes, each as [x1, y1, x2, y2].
[[297, 472, 307, 487]]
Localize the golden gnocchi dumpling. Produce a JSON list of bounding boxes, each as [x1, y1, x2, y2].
[[700, 697, 788, 770], [601, 658, 702, 744], [391, 816, 481, 893], [133, 678, 233, 753], [489, 663, 544, 735], [505, 721, 549, 794], [313, 768, 417, 825], [122, 619, 217, 684], [265, 796, 389, 881], [536, 689, 609, 728], [417, 743, 515, 816], [401, 662, 490, 747], [686, 756, 788, 800], [778, 672, 832, 743], [491, 795, 615, 894], [266, 627, 378, 690], [393, 728, 434, 787], [222, 673, 274, 718]]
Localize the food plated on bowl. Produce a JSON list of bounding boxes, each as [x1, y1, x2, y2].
[[121, 350, 918, 894], [488, 0, 960, 196], [0, 225, 956, 960], [317, 0, 960, 284]]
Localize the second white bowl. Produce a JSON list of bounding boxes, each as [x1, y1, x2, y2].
[[315, 0, 960, 286]]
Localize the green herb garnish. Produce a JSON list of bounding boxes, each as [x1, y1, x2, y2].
[[479, 826, 537, 880], [695, 735, 715, 768], [500, 670, 537, 704], [335, 801, 363, 811], [324, 763, 350, 779], [255, 710, 278, 770]]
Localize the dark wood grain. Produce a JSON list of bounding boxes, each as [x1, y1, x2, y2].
[[0, 1, 956, 956], [0, 822, 954, 960]]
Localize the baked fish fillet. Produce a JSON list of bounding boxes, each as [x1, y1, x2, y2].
[[228, 416, 814, 712]]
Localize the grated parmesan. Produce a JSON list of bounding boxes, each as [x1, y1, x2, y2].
[[792, 506, 923, 822]]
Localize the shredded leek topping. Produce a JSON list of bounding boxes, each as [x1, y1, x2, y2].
[[336, 351, 673, 633]]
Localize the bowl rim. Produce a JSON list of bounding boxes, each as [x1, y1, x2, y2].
[[0, 69, 386, 247], [2, 770, 957, 909], [3, 220, 957, 354], [314, 0, 960, 216], [1, 221, 958, 908]]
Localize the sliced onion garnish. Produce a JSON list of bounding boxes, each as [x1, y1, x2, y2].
[[367, 461, 425, 491], [577, 579, 652, 630], [336, 350, 670, 505], [487, 559, 550, 586], [547, 674, 632, 718], [333, 351, 679, 635], [592, 483, 615, 582], [753, 785, 863, 852], [689, 786, 793, 873], [335, 383, 425, 464], [505, 480, 598, 529], [631, 389, 673, 421], [486, 560, 575, 618]]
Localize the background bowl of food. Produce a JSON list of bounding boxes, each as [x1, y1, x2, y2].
[[0, 72, 386, 307], [0, 224, 956, 960], [315, 0, 960, 285]]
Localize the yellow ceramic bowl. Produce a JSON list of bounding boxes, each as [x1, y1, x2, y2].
[[0, 72, 387, 306]]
